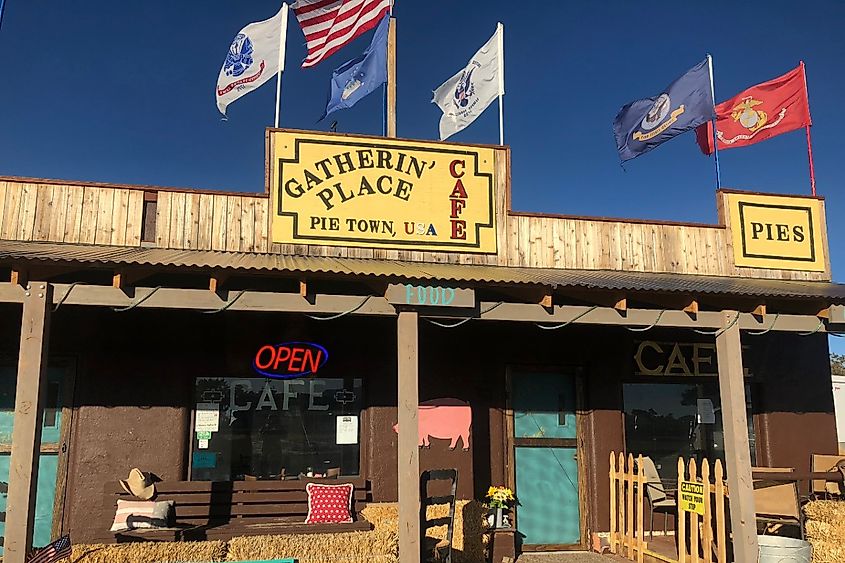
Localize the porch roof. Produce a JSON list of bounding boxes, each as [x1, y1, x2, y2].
[[2, 240, 844, 303]]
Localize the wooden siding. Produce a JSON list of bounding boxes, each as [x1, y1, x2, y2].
[[0, 177, 830, 281]]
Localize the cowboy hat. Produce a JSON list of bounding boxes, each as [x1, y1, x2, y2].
[[119, 468, 156, 500]]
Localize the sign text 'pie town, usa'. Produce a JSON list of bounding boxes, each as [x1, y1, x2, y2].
[[269, 130, 498, 253]]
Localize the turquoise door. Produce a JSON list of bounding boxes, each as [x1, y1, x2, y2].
[[511, 371, 581, 547], [0, 367, 67, 554]]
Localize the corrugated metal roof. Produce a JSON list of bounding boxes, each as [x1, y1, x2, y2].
[[2, 240, 844, 301]]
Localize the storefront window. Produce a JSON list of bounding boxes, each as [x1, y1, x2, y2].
[[191, 377, 362, 481], [623, 381, 756, 475]]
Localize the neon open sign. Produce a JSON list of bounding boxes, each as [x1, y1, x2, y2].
[[253, 342, 329, 379]]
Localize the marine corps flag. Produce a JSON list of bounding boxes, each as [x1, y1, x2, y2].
[[695, 64, 811, 155], [613, 59, 715, 162]]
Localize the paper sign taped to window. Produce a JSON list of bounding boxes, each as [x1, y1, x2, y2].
[[336, 415, 359, 445], [679, 480, 705, 515], [697, 399, 716, 424], [196, 431, 212, 440], [198, 439, 209, 449], [196, 403, 220, 432]]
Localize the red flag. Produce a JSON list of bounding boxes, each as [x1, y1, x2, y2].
[[696, 64, 810, 155], [292, 0, 391, 68]]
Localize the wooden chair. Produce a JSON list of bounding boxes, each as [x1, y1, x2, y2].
[[636, 456, 676, 539], [752, 467, 803, 538], [420, 469, 458, 563], [811, 454, 845, 498]]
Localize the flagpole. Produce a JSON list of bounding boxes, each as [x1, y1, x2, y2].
[[800, 60, 816, 196], [497, 22, 505, 146], [0, 0, 7, 31], [273, 3, 289, 129], [386, 13, 396, 137], [706, 54, 722, 189]]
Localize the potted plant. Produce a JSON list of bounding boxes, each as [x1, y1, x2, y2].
[[485, 486, 515, 529]]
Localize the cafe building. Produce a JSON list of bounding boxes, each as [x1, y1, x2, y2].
[[0, 129, 843, 562]]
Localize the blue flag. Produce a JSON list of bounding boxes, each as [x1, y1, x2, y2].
[[321, 15, 388, 120], [613, 59, 715, 162]]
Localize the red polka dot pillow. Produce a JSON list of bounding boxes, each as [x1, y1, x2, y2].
[[305, 482, 354, 524]]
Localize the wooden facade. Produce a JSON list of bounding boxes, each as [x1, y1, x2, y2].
[[0, 174, 830, 282]]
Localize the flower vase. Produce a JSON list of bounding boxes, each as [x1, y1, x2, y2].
[[487, 507, 505, 528]]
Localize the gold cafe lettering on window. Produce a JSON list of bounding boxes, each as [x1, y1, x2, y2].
[[268, 130, 498, 253], [633, 341, 751, 377]]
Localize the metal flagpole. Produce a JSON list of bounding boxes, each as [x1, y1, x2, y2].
[[273, 3, 289, 129], [707, 54, 722, 189], [497, 22, 505, 145], [800, 60, 816, 196], [0, 0, 7, 31]]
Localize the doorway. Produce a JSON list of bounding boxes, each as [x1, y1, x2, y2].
[[0, 364, 75, 554], [507, 368, 585, 549]]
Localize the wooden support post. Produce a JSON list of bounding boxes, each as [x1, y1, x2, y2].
[[386, 17, 397, 138], [397, 310, 420, 563], [715, 311, 758, 563], [4, 282, 52, 563]]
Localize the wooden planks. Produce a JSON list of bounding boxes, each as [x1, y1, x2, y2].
[[0, 178, 832, 281]]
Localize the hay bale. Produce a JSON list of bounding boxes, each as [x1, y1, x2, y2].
[[226, 529, 398, 563], [803, 500, 845, 562], [68, 540, 226, 563], [804, 500, 845, 524], [362, 501, 489, 563]]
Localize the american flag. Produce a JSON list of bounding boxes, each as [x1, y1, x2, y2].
[[27, 535, 71, 563], [292, 0, 391, 68]]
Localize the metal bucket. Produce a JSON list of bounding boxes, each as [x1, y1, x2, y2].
[[757, 534, 812, 563]]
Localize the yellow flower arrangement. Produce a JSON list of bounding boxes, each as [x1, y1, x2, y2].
[[485, 486, 515, 509]]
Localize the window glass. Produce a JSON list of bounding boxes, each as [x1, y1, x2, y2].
[[191, 377, 362, 481], [623, 382, 755, 475]]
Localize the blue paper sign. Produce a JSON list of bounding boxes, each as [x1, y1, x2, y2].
[[191, 451, 217, 469]]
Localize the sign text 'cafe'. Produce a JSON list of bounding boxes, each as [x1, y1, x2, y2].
[[270, 130, 498, 253]]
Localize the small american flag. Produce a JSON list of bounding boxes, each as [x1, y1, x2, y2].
[[292, 0, 391, 68], [27, 535, 71, 563]]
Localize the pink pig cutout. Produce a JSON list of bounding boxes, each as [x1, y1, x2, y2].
[[393, 398, 471, 451]]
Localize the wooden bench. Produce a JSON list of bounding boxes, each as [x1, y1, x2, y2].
[[100, 477, 373, 543]]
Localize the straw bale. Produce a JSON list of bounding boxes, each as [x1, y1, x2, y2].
[[225, 529, 398, 563], [68, 540, 226, 563], [803, 500, 845, 525], [805, 539, 844, 563], [362, 501, 489, 563]]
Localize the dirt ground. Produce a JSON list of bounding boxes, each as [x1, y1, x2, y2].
[[516, 551, 624, 563]]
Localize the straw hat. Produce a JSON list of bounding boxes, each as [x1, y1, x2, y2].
[[119, 468, 156, 500]]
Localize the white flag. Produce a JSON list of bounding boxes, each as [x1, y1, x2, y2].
[[216, 4, 288, 117], [432, 25, 503, 140]]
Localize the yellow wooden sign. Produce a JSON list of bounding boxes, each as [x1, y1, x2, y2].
[[679, 480, 705, 515], [726, 192, 826, 272], [269, 130, 498, 253]]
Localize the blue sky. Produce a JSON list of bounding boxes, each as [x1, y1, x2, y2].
[[0, 1, 842, 352]]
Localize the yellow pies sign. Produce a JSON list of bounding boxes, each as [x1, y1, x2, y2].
[[269, 130, 498, 253], [726, 192, 826, 272]]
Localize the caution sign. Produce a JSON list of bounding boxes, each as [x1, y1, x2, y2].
[[679, 480, 705, 515]]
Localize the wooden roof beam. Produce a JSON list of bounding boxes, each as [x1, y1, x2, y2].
[[10, 269, 27, 288]]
